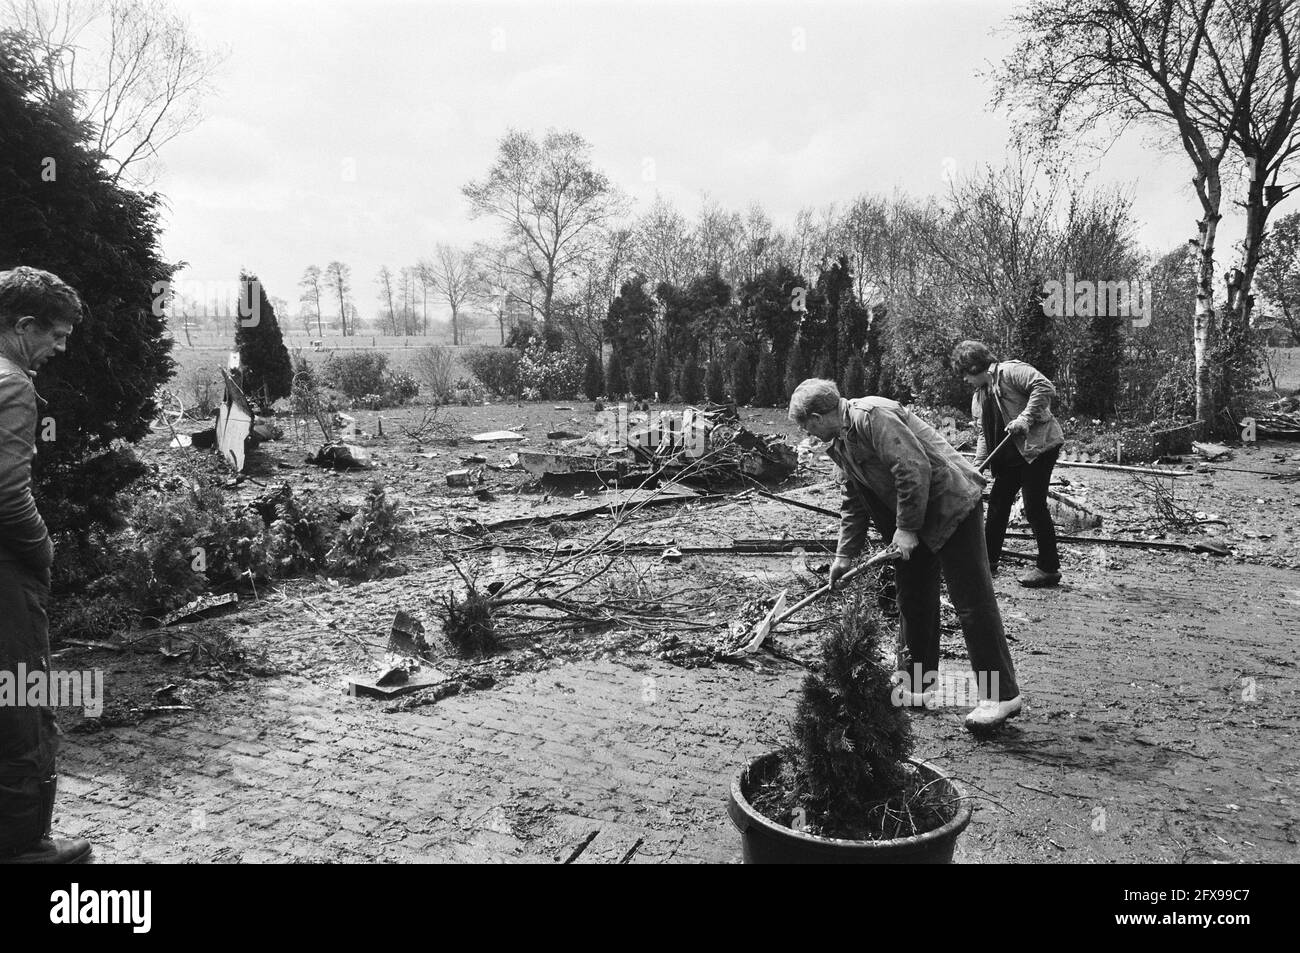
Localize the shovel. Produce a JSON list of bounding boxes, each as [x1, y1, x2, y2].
[[741, 545, 904, 652], [977, 432, 1015, 472]]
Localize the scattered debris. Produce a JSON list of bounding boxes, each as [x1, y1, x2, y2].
[[447, 468, 482, 487], [161, 592, 239, 627], [1045, 488, 1104, 530], [1056, 460, 1193, 477], [336, 413, 362, 439], [1002, 530, 1230, 555], [307, 443, 372, 470], [190, 428, 217, 450], [252, 421, 283, 442], [387, 610, 429, 657], [1130, 473, 1209, 532], [1254, 411, 1300, 439], [547, 430, 581, 440], [1193, 441, 1233, 462], [517, 450, 614, 477], [347, 665, 449, 699], [216, 369, 255, 472], [472, 430, 525, 443], [399, 406, 456, 441]]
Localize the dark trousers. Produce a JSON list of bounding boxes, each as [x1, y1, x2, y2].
[[0, 562, 58, 855], [986, 446, 1061, 573], [893, 503, 1020, 702]]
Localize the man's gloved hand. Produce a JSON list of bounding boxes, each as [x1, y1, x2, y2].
[[891, 529, 920, 560], [1005, 417, 1030, 437], [828, 556, 853, 590]]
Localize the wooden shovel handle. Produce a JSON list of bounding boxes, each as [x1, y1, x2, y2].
[[775, 546, 902, 625], [978, 432, 1015, 472]]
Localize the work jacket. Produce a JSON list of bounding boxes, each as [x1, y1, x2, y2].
[[0, 354, 52, 572], [826, 397, 985, 559], [971, 360, 1065, 466]]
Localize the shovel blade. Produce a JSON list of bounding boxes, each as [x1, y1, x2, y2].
[[743, 589, 787, 653]]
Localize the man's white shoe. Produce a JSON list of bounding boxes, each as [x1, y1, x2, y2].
[[964, 695, 1023, 729]]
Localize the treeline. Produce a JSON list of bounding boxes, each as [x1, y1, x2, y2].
[[462, 139, 1209, 419]]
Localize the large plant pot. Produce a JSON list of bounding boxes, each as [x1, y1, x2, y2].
[[728, 752, 972, 864]]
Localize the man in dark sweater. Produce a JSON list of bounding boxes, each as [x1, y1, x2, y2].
[[0, 266, 89, 864], [952, 340, 1066, 588]]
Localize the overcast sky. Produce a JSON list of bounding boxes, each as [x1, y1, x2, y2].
[[151, 0, 1232, 322]]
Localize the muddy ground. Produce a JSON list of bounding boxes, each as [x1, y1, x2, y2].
[[51, 399, 1300, 862]]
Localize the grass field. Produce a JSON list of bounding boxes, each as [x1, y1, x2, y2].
[[168, 341, 475, 392]]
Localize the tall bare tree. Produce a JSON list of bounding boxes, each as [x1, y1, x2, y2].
[[298, 264, 324, 337], [324, 261, 352, 336], [463, 129, 625, 327], [375, 266, 398, 335], [630, 195, 697, 290], [414, 261, 434, 336], [423, 244, 482, 346], [6, 0, 227, 185], [693, 194, 745, 284], [472, 242, 531, 344]]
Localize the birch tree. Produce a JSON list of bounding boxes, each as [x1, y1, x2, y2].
[[992, 0, 1300, 429]]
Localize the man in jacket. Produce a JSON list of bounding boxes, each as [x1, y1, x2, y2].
[[789, 378, 1023, 729], [0, 266, 90, 864], [953, 341, 1066, 587]]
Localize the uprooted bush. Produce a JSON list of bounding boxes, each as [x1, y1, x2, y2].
[[326, 483, 409, 580], [436, 586, 499, 658], [48, 473, 408, 640]]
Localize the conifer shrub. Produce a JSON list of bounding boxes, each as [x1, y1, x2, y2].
[[754, 349, 782, 407], [750, 583, 959, 840], [706, 360, 726, 403]]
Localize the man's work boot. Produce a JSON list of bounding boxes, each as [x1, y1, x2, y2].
[[1018, 568, 1061, 588], [1, 837, 92, 864]]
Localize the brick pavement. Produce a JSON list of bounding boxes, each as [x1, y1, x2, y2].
[[56, 659, 803, 863], [52, 547, 1300, 863]]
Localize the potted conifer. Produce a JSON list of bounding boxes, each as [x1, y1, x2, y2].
[[728, 582, 972, 863]]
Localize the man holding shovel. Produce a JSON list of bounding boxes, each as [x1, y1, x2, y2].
[[788, 378, 1023, 730], [952, 341, 1065, 588]]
